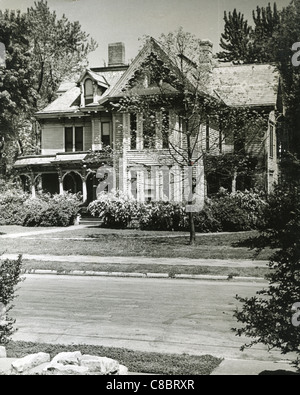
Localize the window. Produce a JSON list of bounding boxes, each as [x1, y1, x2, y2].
[[102, 122, 111, 147], [162, 110, 169, 149], [65, 127, 73, 152], [75, 127, 83, 151], [144, 169, 154, 202], [84, 79, 94, 105], [143, 111, 156, 149], [269, 124, 274, 158], [64, 126, 83, 152], [130, 113, 137, 150]]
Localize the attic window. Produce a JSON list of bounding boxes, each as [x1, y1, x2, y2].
[[84, 79, 94, 105]]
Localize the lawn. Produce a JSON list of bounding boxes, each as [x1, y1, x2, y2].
[[0, 227, 273, 261], [0, 226, 274, 278], [6, 341, 223, 375]]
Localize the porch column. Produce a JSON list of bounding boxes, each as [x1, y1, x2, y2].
[[30, 172, 36, 198], [57, 168, 64, 195], [82, 165, 87, 202]]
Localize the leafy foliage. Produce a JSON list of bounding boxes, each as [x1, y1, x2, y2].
[[0, 1, 97, 177], [138, 201, 187, 231], [0, 255, 23, 345], [88, 191, 139, 229], [0, 186, 29, 225], [210, 189, 267, 232], [234, 183, 300, 369], [27, 0, 97, 109], [22, 192, 81, 227], [218, 9, 254, 63], [88, 190, 266, 233]]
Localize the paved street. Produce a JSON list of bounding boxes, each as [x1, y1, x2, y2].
[[11, 274, 287, 362]]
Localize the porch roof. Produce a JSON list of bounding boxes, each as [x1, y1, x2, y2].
[[14, 152, 111, 171]]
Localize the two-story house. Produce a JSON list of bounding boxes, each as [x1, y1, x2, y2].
[[14, 38, 281, 207]]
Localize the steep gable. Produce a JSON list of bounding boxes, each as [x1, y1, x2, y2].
[[104, 38, 191, 101]]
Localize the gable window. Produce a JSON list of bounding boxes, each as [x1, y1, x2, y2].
[[101, 122, 111, 147], [65, 126, 83, 152], [84, 79, 94, 105], [143, 111, 156, 149], [130, 113, 137, 150]]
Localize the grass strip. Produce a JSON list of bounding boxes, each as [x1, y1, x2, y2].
[[21, 260, 270, 279], [6, 341, 223, 375]]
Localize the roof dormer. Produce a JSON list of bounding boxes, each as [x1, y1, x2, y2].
[[77, 69, 109, 107]]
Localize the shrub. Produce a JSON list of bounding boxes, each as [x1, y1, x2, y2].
[[234, 183, 300, 369], [0, 188, 29, 226], [210, 190, 267, 232], [138, 201, 187, 231], [193, 204, 222, 233], [0, 255, 23, 345], [22, 193, 81, 227], [88, 191, 139, 229]]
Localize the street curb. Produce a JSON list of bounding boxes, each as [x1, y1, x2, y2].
[[20, 269, 267, 282]]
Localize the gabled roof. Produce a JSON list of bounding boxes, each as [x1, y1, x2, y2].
[[36, 39, 280, 117], [104, 37, 194, 101], [77, 69, 109, 88], [212, 63, 279, 107]]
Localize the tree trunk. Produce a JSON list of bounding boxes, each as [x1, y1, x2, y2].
[[189, 211, 196, 245]]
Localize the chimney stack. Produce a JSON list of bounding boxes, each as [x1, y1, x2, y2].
[[199, 39, 213, 65], [108, 42, 125, 67]]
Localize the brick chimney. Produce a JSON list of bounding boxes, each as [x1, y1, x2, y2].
[[108, 42, 125, 67], [199, 39, 213, 69]]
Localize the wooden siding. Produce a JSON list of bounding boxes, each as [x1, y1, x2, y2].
[[41, 123, 64, 155]]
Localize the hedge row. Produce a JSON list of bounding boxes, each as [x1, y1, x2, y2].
[[0, 189, 81, 227], [88, 190, 267, 232], [0, 187, 267, 232]]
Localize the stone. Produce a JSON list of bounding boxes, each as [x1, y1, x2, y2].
[[26, 362, 53, 376], [0, 346, 6, 358], [51, 351, 82, 365], [79, 355, 119, 374], [44, 362, 89, 376], [11, 352, 51, 373], [117, 364, 129, 375]]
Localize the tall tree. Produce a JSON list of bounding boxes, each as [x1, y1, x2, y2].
[[0, 1, 98, 176], [0, 9, 37, 175], [217, 9, 253, 63], [274, 0, 300, 160], [27, 0, 98, 109], [251, 2, 281, 63]]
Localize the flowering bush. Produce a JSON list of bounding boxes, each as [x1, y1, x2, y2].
[[193, 202, 222, 233], [210, 189, 267, 232], [88, 191, 139, 229], [138, 201, 187, 231], [22, 192, 81, 227], [0, 187, 29, 225]]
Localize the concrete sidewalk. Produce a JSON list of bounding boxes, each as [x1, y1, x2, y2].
[[0, 253, 268, 268], [210, 358, 299, 375], [0, 253, 268, 282], [0, 355, 298, 376]]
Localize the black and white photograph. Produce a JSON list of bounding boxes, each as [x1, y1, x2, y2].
[[0, 0, 299, 380]]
